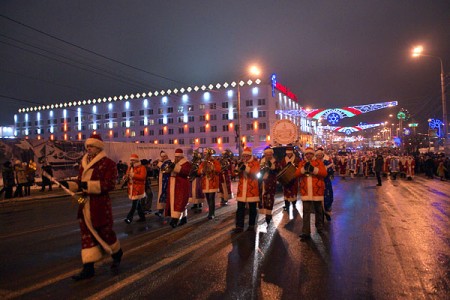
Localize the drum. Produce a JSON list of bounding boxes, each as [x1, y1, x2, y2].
[[276, 163, 297, 186]]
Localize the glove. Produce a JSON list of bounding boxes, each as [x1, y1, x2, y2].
[[308, 164, 315, 173], [170, 162, 176, 169], [80, 181, 88, 190], [59, 181, 69, 189], [304, 162, 311, 171], [267, 161, 272, 168]]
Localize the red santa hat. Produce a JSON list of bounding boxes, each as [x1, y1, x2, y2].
[[304, 147, 315, 155], [285, 146, 294, 154], [264, 146, 274, 154], [130, 153, 139, 161], [315, 147, 324, 156], [85, 134, 104, 150], [174, 148, 184, 157], [242, 147, 252, 155]]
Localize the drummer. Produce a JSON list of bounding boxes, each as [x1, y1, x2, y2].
[[259, 147, 280, 225], [280, 146, 301, 212]]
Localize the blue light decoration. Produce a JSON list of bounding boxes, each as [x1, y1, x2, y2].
[[275, 101, 398, 125], [428, 118, 443, 137], [321, 123, 382, 135], [271, 74, 277, 97], [403, 128, 411, 136]]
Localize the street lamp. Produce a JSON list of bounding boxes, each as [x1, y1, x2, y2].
[[412, 45, 448, 150], [236, 65, 261, 156]]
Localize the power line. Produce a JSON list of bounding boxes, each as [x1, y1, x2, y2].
[[0, 14, 185, 86]]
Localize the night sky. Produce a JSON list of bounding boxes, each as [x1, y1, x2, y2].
[[1, 1, 449, 132]]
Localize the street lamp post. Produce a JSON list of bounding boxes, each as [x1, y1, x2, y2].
[[412, 46, 448, 151]]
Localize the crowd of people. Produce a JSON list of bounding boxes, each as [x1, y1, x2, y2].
[[0, 159, 39, 199]]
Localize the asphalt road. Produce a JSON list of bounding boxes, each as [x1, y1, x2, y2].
[[0, 175, 449, 299]]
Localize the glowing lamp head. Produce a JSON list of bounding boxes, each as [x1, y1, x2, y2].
[[412, 45, 423, 57]]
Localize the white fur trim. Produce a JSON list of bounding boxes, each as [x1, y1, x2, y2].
[[87, 180, 101, 194], [85, 138, 104, 150], [81, 246, 103, 263]]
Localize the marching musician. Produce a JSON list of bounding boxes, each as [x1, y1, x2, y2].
[[198, 148, 221, 220], [295, 147, 327, 240], [280, 146, 300, 212], [337, 153, 348, 179], [71, 134, 123, 280], [405, 155, 415, 180], [315, 148, 335, 221], [155, 151, 171, 217], [233, 147, 260, 233], [166, 148, 192, 228], [259, 147, 279, 225], [218, 150, 233, 206], [123, 154, 147, 224], [188, 149, 204, 213]]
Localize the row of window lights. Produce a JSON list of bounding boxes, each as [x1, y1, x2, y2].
[[18, 80, 262, 113]]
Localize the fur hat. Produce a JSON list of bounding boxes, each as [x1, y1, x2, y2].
[[315, 147, 324, 156], [242, 147, 252, 155], [264, 147, 274, 154], [85, 134, 104, 150], [304, 147, 315, 155], [130, 154, 139, 161], [160, 151, 167, 157], [174, 148, 184, 157], [285, 146, 293, 154]]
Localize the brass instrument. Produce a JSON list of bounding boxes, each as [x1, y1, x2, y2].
[[160, 160, 174, 174], [233, 160, 246, 175], [188, 150, 202, 181], [260, 160, 272, 174]]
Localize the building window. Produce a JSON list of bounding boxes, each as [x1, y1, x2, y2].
[[148, 119, 154, 125], [188, 105, 194, 111], [189, 127, 195, 133], [168, 117, 174, 124], [178, 127, 184, 134], [199, 104, 205, 110], [179, 139, 185, 145], [168, 107, 173, 113], [122, 112, 127, 118], [112, 113, 118, 118], [210, 114, 217, 120], [258, 111, 267, 118], [140, 130, 145, 136], [139, 120, 146, 126], [158, 139, 164, 144], [223, 137, 229, 143], [177, 116, 184, 123], [259, 123, 267, 129], [247, 135, 255, 142], [199, 115, 206, 121], [259, 135, 267, 142], [148, 109, 153, 115], [222, 102, 229, 109], [169, 139, 174, 144], [200, 126, 206, 133], [245, 99, 253, 106], [168, 128, 174, 135], [212, 137, 218, 143], [222, 114, 228, 120], [104, 113, 110, 119], [159, 129, 164, 135], [158, 118, 164, 125], [211, 126, 217, 132], [258, 98, 266, 106], [200, 137, 206, 144], [178, 106, 184, 113], [139, 110, 145, 116], [158, 108, 164, 114], [222, 125, 229, 132], [209, 103, 216, 109], [130, 111, 135, 117], [246, 112, 253, 118], [246, 124, 253, 130], [149, 130, 154, 135], [188, 116, 194, 122]]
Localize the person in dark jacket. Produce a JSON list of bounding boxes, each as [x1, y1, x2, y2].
[[374, 154, 384, 186], [1, 161, 16, 199], [40, 163, 53, 191]]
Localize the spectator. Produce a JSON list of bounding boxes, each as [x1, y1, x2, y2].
[[41, 163, 53, 191], [24, 160, 36, 196], [0, 161, 15, 199], [13, 160, 27, 198]]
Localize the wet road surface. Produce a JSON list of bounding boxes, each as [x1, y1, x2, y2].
[[0, 175, 448, 299]]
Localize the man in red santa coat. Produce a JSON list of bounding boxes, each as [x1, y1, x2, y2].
[[166, 148, 192, 228], [124, 153, 147, 224], [279, 146, 300, 212], [71, 134, 122, 281]]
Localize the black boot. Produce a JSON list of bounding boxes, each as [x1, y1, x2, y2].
[[283, 201, 289, 211], [191, 204, 198, 210], [178, 216, 187, 226], [72, 263, 95, 281], [265, 215, 272, 225], [111, 249, 123, 274], [169, 218, 178, 228]]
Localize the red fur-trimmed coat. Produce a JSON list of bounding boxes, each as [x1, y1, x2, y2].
[[236, 157, 260, 202], [198, 158, 221, 193], [295, 158, 327, 201], [77, 151, 118, 227], [280, 155, 300, 201], [126, 163, 147, 200], [166, 158, 192, 218]]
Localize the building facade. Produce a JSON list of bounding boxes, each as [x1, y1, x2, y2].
[[14, 77, 314, 156]]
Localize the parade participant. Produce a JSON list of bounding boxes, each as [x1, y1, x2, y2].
[[374, 154, 384, 186], [315, 148, 335, 221], [405, 156, 415, 180], [383, 155, 391, 177], [124, 154, 147, 224], [188, 149, 204, 213], [155, 151, 171, 217], [279, 146, 300, 212], [233, 147, 260, 233], [218, 150, 233, 206], [295, 147, 327, 240], [198, 148, 221, 220], [140, 159, 154, 213], [71, 134, 122, 281], [337, 153, 348, 179], [259, 147, 279, 225], [399, 155, 407, 179], [166, 148, 192, 228], [390, 156, 400, 180], [348, 155, 358, 178]]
